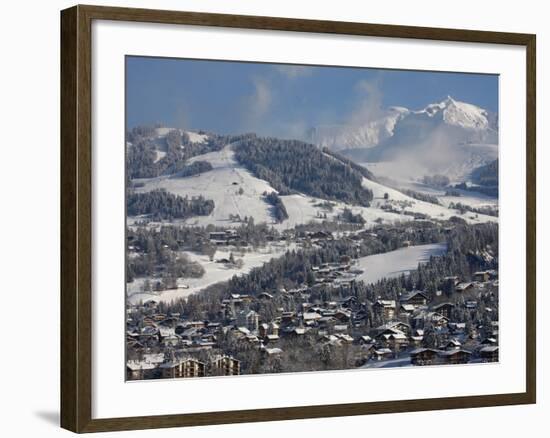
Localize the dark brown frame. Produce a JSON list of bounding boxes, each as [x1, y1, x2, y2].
[[61, 4, 536, 433]]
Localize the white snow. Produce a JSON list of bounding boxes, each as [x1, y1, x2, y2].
[[186, 131, 208, 144], [153, 150, 166, 163], [354, 243, 447, 285], [360, 177, 496, 224], [418, 96, 489, 130], [154, 127, 209, 144], [135, 145, 276, 227], [127, 243, 294, 304]]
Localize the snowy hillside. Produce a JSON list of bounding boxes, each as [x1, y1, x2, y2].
[[132, 143, 497, 229], [134, 146, 276, 227]]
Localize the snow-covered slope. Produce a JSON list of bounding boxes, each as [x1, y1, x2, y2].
[[310, 106, 408, 150], [418, 96, 492, 130], [132, 143, 497, 229], [134, 145, 275, 227]]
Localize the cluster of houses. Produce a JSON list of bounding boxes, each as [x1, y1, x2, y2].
[[127, 266, 499, 379]]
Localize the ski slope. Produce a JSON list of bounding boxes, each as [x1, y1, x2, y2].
[[355, 243, 447, 285]]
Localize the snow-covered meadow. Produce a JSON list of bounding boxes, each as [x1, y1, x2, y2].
[[354, 243, 447, 285]]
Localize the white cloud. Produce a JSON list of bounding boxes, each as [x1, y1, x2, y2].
[[275, 65, 313, 79], [247, 77, 272, 117]]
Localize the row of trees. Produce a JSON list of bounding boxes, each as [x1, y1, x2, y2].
[[127, 189, 214, 220]]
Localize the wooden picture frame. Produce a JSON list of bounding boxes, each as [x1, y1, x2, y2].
[[61, 4, 536, 433]]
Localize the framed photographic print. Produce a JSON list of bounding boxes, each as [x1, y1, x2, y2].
[[60, 4, 536, 433]]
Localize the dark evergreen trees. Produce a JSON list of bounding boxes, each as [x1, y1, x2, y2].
[[127, 189, 214, 220]]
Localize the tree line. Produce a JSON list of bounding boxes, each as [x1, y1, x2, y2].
[[127, 189, 214, 220]]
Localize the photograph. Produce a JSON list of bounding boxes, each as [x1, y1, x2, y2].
[[125, 57, 500, 380]]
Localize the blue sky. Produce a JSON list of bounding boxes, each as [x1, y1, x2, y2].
[[126, 56, 498, 139]]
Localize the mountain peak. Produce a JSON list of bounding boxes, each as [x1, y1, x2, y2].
[[419, 97, 490, 130]]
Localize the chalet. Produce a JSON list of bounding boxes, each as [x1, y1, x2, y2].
[[443, 276, 460, 286], [374, 321, 411, 337], [258, 323, 269, 338], [236, 309, 259, 332], [211, 355, 240, 376], [336, 333, 354, 344], [258, 292, 274, 300], [372, 348, 393, 361], [188, 321, 206, 329], [400, 290, 429, 307], [386, 331, 409, 350], [479, 346, 499, 363], [372, 300, 396, 320], [399, 303, 415, 316], [443, 339, 462, 350], [160, 357, 206, 378], [473, 271, 490, 282], [334, 309, 352, 322], [359, 335, 373, 345], [410, 348, 439, 366], [303, 312, 323, 323], [410, 329, 424, 346], [268, 322, 280, 337], [245, 334, 260, 345], [126, 360, 156, 380], [209, 230, 239, 245], [432, 302, 455, 319], [438, 349, 472, 365], [456, 282, 474, 293], [288, 327, 306, 337], [265, 334, 280, 344]]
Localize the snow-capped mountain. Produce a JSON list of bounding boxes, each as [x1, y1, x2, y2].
[[310, 96, 498, 181], [309, 106, 409, 150], [311, 96, 497, 152], [419, 96, 493, 130]]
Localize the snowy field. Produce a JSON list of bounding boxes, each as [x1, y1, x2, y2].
[[127, 243, 295, 304], [360, 177, 496, 224], [354, 242, 447, 285], [364, 161, 498, 211]]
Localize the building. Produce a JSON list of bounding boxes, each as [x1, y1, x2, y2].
[[126, 360, 156, 380], [410, 348, 439, 366], [373, 300, 396, 320], [438, 349, 472, 365], [473, 271, 490, 282], [432, 302, 455, 319], [160, 358, 206, 378], [479, 346, 499, 362], [400, 290, 429, 307], [211, 355, 240, 376], [456, 282, 474, 293], [236, 309, 259, 332]]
